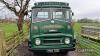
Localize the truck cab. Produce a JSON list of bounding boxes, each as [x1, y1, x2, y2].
[[28, 2, 76, 53]]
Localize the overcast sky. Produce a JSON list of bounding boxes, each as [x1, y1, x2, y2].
[[0, 0, 100, 20]]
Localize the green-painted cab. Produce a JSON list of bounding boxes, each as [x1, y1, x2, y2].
[[28, 2, 76, 53]]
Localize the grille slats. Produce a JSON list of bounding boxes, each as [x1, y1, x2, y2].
[[42, 38, 64, 45]]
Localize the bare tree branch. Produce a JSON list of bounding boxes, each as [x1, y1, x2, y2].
[[23, 0, 30, 11], [0, 0, 18, 15], [15, 0, 21, 8], [19, 0, 30, 15], [21, 0, 24, 9]]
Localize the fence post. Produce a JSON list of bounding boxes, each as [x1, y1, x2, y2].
[[0, 30, 6, 56]]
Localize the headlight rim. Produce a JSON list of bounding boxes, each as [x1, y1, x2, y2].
[[35, 38, 41, 45], [64, 37, 70, 44]]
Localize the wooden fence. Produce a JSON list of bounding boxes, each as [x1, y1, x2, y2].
[[0, 30, 28, 56], [81, 26, 100, 40]]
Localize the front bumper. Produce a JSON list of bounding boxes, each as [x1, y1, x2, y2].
[[29, 47, 75, 53], [28, 44, 75, 53], [28, 33, 76, 52]]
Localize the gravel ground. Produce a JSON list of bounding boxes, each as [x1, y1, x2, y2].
[[15, 40, 86, 56]]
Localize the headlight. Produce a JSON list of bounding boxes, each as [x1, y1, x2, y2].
[[35, 38, 41, 45], [65, 38, 70, 44]]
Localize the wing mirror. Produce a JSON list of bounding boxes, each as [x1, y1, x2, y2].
[[72, 12, 74, 16], [30, 16, 32, 18]]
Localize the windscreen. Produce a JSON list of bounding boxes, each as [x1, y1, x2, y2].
[[52, 8, 70, 20], [37, 12, 49, 18], [32, 8, 70, 23], [53, 12, 63, 19], [32, 8, 50, 23]]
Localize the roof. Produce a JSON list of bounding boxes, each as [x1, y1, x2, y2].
[[32, 2, 70, 9]]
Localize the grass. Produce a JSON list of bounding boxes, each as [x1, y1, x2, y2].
[[0, 23, 27, 37], [78, 36, 100, 56], [0, 23, 17, 36]]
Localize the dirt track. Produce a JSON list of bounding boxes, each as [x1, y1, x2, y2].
[[15, 40, 85, 56]]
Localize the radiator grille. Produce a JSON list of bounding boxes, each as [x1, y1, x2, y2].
[[42, 38, 64, 45]]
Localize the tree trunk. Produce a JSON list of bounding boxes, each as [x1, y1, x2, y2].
[[17, 15, 24, 32]]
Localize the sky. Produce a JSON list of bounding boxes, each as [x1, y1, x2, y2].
[[0, 0, 100, 20]]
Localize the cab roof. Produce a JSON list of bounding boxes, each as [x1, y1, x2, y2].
[[32, 2, 70, 9]]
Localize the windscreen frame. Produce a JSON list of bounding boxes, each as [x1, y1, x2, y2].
[[32, 8, 71, 23]]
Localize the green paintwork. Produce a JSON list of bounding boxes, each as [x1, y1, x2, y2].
[[31, 20, 73, 36], [29, 2, 75, 51]]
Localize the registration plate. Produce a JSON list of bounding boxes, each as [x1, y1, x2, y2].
[[47, 49, 60, 53]]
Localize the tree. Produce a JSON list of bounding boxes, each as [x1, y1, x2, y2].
[[77, 18, 93, 23], [77, 18, 100, 23], [0, 0, 30, 31]]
